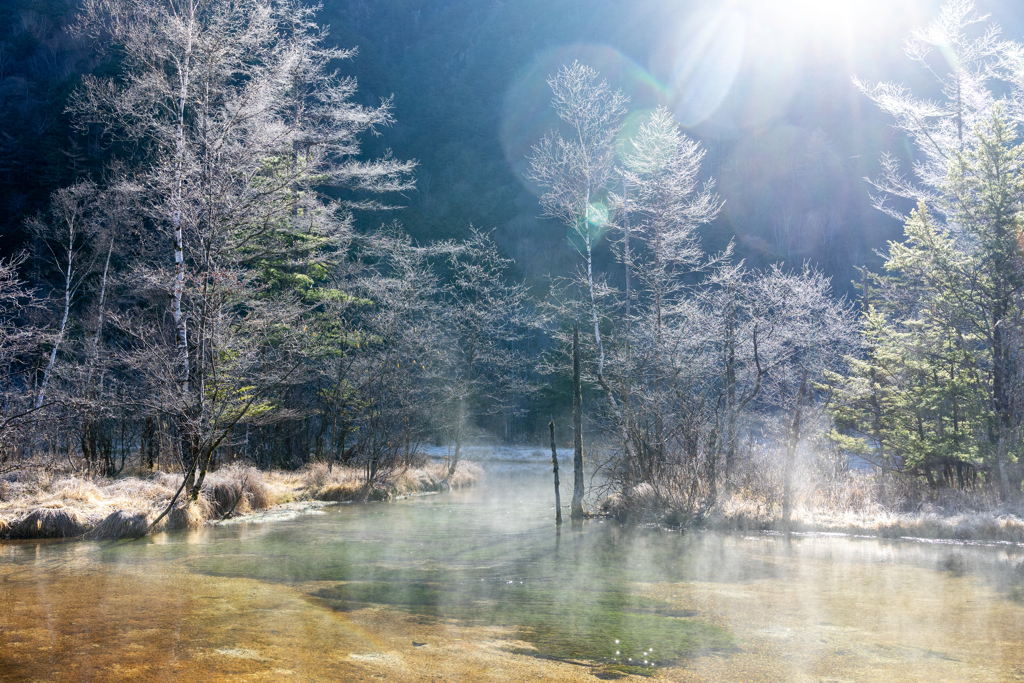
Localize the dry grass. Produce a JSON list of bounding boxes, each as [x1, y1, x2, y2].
[[89, 510, 152, 540], [708, 471, 1024, 543], [167, 497, 214, 531], [302, 463, 366, 502], [0, 466, 258, 539], [442, 461, 483, 489], [202, 465, 271, 517], [0, 470, 177, 538], [0, 457, 481, 541], [296, 460, 483, 502], [9, 506, 89, 539]]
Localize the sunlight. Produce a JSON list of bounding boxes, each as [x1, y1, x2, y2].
[[747, 0, 871, 37], [647, 0, 899, 131], [650, 6, 745, 127]]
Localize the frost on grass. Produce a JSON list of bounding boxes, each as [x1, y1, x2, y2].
[[1, 460, 481, 540]]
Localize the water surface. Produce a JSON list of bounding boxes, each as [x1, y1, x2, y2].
[[4, 448, 1024, 681]]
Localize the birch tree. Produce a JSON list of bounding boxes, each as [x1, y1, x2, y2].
[[72, 0, 414, 499], [26, 180, 100, 410], [529, 61, 627, 404]]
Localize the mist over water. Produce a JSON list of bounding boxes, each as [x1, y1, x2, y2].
[[4, 449, 1024, 681]]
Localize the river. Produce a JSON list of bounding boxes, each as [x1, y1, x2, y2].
[[3, 447, 1024, 681]]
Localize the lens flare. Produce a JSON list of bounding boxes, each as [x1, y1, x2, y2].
[[587, 201, 610, 228], [615, 108, 658, 162], [650, 6, 746, 128]]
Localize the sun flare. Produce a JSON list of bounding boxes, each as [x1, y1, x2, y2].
[[746, 0, 874, 36]]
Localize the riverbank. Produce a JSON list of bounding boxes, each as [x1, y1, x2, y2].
[[0, 460, 482, 541], [709, 497, 1024, 543], [603, 473, 1024, 545]]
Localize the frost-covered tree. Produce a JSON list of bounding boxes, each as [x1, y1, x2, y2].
[[529, 61, 627, 402], [72, 0, 414, 500], [853, 0, 1005, 220], [847, 1, 1024, 499], [614, 106, 722, 480], [433, 228, 532, 480], [0, 255, 42, 471], [25, 180, 100, 411]]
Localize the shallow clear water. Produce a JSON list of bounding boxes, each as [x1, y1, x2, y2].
[[4, 448, 1024, 681]]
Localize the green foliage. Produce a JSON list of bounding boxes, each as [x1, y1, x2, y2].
[[828, 107, 1024, 480], [826, 299, 989, 472]]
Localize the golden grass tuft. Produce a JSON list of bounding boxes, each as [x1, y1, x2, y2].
[[317, 482, 364, 502], [302, 463, 364, 501], [10, 506, 88, 539], [201, 465, 273, 517], [51, 478, 104, 504], [209, 480, 248, 514], [301, 462, 333, 490], [396, 465, 443, 494], [166, 497, 214, 531], [89, 510, 152, 540], [0, 457, 481, 541], [452, 461, 483, 488]]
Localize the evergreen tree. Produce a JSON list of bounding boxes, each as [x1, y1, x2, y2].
[[829, 107, 1024, 497]]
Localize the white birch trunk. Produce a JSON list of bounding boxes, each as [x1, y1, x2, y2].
[[170, 18, 194, 396], [35, 221, 76, 410], [85, 237, 114, 391]]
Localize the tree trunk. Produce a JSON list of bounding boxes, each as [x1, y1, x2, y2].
[[143, 416, 158, 470], [996, 427, 1010, 502], [571, 321, 585, 521], [723, 286, 737, 488], [448, 396, 464, 479], [782, 368, 809, 529], [992, 311, 1011, 501], [81, 422, 96, 474], [85, 236, 114, 391], [35, 256, 73, 410], [330, 420, 349, 473], [550, 419, 562, 525]]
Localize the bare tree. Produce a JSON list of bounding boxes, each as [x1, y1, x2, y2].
[[25, 181, 108, 411], [433, 228, 532, 480], [615, 106, 723, 475], [0, 254, 43, 472], [746, 266, 858, 523], [853, 0, 1008, 221], [529, 61, 627, 405]]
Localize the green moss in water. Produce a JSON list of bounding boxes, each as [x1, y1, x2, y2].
[[313, 577, 736, 668]]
